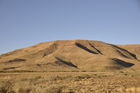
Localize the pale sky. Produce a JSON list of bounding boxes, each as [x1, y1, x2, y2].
[[0, 0, 140, 54]]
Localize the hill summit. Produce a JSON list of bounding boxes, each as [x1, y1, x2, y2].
[[0, 40, 140, 72]]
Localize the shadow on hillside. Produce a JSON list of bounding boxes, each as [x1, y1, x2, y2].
[[116, 50, 131, 58], [112, 58, 134, 67], [55, 57, 78, 68], [3, 66, 20, 70], [88, 41, 103, 54], [6, 58, 26, 63], [111, 45, 137, 59], [75, 42, 98, 54], [43, 43, 58, 57]]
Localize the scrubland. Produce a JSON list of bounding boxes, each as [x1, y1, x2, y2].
[[0, 71, 140, 93]]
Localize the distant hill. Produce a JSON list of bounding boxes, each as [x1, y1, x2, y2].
[[0, 40, 140, 72]]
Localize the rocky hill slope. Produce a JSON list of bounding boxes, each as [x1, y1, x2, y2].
[[0, 40, 140, 72]]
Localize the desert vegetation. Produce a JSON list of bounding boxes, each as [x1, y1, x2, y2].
[[0, 72, 140, 93]]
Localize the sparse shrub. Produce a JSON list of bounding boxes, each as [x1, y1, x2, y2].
[[0, 81, 15, 93], [28, 76, 42, 84], [18, 88, 31, 93], [34, 76, 42, 80], [81, 70, 86, 72], [46, 86, 62, 93]]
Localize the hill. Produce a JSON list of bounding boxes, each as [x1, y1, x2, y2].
[[0, 40, 140, 72], [118, 44, 140, 60]]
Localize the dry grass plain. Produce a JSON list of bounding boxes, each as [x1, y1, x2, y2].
[[0, 71, 140, 93]]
